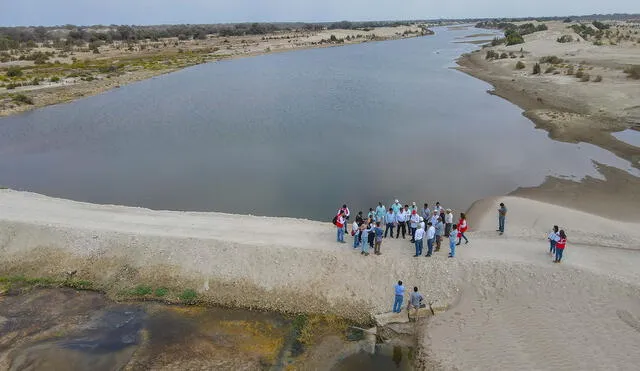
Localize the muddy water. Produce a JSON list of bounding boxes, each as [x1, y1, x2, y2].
[[0, 288, 408, 370]]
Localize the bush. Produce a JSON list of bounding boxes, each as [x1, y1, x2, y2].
[[567, 66, 574, 75], [154, 287, 168, 297], [540, 55, 563, 64], [6, 66, 22, 77], [6, 83, 19, 89], [592, 21, 610, 31], [557, 35, 573, 43], [12, 94, 33, 105], [485, 50, 499, 60], [179, 289, 198, 304], [499, 52, 508, 59], [50, 76, 60, 82], [593, 75, 603, 82], [623, 65, 640, 80], [545, 66, 555, 74], [533, 63, 541, 74], [491, 37, 505, 46], [575, 70, 584, 78], [505, 32, 524, 46], [580, 73, 590, 82], [515, 61, 525, 70], [132, 285, 152, 296]]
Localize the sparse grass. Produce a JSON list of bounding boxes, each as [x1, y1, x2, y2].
[[0, 275, 94, 291], [11, 94, 34, 105], [575, 70, 584, 78], [593, 75, 603, 82], [131, 285, 153, 296], [545, 66, 555, 74], [539, 55, 563, 64], [580, 73, 590, 82], [179, 289, 198, 304], [515, 61, 525, 70], [154, 287, 169, 297], [567, 66, 575, 75]]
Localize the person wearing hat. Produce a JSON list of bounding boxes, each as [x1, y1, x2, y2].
[[445, 209, 453, 236], [435, 216, 444, 252], [391, 199, 402, 215], [429, 210, 439, 227], [409, 202, 417, 214], [395, 206, 407, 239], [409, 209, 420, 242]]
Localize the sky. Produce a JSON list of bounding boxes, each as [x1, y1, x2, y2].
[[1, 0, 638, 26]]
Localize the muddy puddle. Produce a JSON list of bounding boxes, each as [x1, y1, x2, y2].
[[0, 288, 413, 370]]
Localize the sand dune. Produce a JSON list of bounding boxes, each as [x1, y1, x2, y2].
[[1, 190, 639, 369]]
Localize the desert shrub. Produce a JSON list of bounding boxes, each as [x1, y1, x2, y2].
[[533, 63, 541, 74], [540, 55, 563, 64], [500, 52, 508, 59], [623, 65, 640, 79], [593, 75, 602, 82], [491, 37, 505, 46], [179, 289, 198, 304], [505, 31, 524, 46], [580, 73, 590, 82], [515, 61, 525, 70], [50, 76, 60, 82], [6, 66, 22, 77], [575, 70, 584, 78], [12, 94, 33, 104], [545, 66, 555, 74], [485, 50, 499, 60], [557, 35, 573, 43], [30, 78, 40, 85], [566, 66, 574, 75], [6, 83, 19, 89], [592, 21, 610, 31]]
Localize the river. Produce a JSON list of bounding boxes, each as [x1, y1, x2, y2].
[[0, 26, 636, 220]]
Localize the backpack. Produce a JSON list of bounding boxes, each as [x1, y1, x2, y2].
[[332, 215, 338, 225]]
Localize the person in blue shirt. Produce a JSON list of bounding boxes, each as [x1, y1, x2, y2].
[[384, 208, 396, 238], [391, 199, 402, 215], [375, 202, 386, 223], [393, 280, 405, 313], [374, 222, 384, 255]]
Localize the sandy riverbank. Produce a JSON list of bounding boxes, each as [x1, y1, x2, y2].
[[456, 20, 640, 169], [0, 25, 431, 117], [1, 189, 639, 369]]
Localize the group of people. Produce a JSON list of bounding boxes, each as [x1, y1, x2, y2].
[[547, 225, 568, 263], [334, 200, 469, 258]]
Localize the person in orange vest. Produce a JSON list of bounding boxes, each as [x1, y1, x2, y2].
[[553, 230, 567, 263], [456, 213, 469, 245]]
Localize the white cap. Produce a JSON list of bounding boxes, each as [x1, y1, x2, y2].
[[395, 199, 399, 203]]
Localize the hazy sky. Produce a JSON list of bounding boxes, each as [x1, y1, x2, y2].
[[1, 0, 638, 26]]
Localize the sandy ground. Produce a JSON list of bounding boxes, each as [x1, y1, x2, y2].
[[0, 25, 429, 117], [1, 189, 639, 369], [456, 21, 640, 169]]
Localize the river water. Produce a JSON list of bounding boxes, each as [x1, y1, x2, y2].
[[0, 27, 636, 220]]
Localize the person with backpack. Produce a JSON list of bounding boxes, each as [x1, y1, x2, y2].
[[374, 222, 384, 255], [384, 208, 396, 238], [334, 211, 346, 243], [338, 204, 350, 233], [554, 230, 567, 263], [457, 213, 469, 245]]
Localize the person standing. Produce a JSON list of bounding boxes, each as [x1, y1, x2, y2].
[[396, 207, 407, 239], [335, 211, 346, 243], [449, 224, 458, 258], [367, 208, 375, 221], [393, 281, 405, 313], [433, 202, 443, 216], [413, 223, 425, 257], [548, 225, 559, 256], [425, 222, 436, 257], [409, 202, 417, 214], [355, 211, 364, 226], [497, 202, 507, 235], [407, 287, 424, 320], [409, 210, 420, 243], [367, 221, 375, 250], [360, 222, 371, 256], [384, 208, 396, 238], [391, 199, 402, 215], [444, 209, 453, 237], [339, 204, 350, 233], [457, 213, 469, 245], [554, 230, 567, 263], [375, 202, 386, 223], [352, 219, 360, 248], [435, 217, 444, 252], [429, 210, 439, 227], [374, 222, 384, 255], [422, 203, 431, 221]]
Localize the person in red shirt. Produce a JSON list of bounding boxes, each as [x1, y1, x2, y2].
[[554, 230, 567, 263], [456, 213, 469, 245], [335, 211, 346, 243]]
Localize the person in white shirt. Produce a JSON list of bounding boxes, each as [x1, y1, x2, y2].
[[413, 224, 425, 256], [409, 210, 420, 242], [433, 202, 443, 215], [429, 210, 439, 227], [548, 225, 560, 255], [445, 209, 454, 236], [425, 222, 436, 257], [396, 207, 407, 239]]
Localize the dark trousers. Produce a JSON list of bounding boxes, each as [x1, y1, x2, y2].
[[427, 238, 434, 256], [396, 222, 406, 239], [445, 223, 452, 237], [384, 223, 394, 238], [457, 232, 468, 244], [410, 227, 417, 241]]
